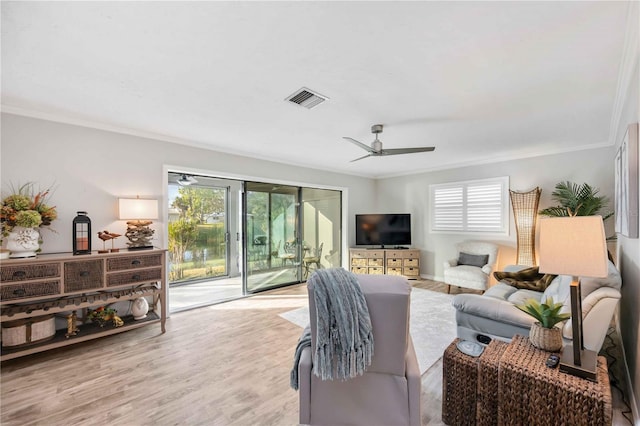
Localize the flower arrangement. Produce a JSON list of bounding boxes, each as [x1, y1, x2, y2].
[[87, 306, 124, 328], [1, 183, 57, 238]]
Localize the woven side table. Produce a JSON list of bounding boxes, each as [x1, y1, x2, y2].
[[442, 338, 480, 425], [477, 339, 508, 426], [497, 335, 612, 426]]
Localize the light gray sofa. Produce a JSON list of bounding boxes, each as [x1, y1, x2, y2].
[[452, 260, 621, 352], [298, 274, 421, 426]]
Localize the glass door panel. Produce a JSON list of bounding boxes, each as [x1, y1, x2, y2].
[[245, 182, 300, 292], [301, 188, 342, 279]]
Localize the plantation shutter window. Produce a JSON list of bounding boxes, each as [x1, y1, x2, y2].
[[430, 177, 509, 234]]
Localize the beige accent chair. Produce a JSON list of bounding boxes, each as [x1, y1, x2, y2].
[[443, 241, 499, 293], [297, 274, 421, 426]]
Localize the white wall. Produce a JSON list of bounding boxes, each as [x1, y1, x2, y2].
[[613, 18, 640, 418], [0, 113, 376, 261], [376, 147, 616, 282]]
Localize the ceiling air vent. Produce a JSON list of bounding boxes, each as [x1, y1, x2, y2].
[[286, 87, 328, 109]]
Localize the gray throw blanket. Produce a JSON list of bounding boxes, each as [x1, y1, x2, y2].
[[290, 325, 311, 390], [311, 268, 374, 381], [289, 268, 374, 390]]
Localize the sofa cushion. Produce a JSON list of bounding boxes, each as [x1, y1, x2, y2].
[[483, 283, 518, 301], [580, 260, 622, 298], [458, 252, 489, 268], [541, 275, 572, 311], [507, 289, 544, 306], [493, 266, 557, 291]]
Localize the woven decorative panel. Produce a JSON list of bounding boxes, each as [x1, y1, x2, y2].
[[107, 268, 162, 287], [1, 280, 60, 301], [64, 260, 104, 292], [510, 187, 542, 266], [1, 263, 60, 283], [442, 339, 479, 425], [106, 254, 163, 272], [497, 336, 611, 426], [476, 340, 508, 426]]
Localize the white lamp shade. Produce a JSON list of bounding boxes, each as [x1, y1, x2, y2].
[[118, 198, 159, 220], [538, 216, 608, 278]]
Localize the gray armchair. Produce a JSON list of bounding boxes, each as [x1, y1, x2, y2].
[[298, 274, 421, 426], [443, 241, 499, 292]]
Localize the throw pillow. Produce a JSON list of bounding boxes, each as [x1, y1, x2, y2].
[[493, 266, 557, 291], [457, 252, 489, 268]]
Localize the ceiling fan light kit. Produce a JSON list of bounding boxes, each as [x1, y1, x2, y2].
[[343, 124, 435, 162]]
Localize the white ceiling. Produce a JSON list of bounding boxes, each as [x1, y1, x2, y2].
[[1, 1, 632, 178]]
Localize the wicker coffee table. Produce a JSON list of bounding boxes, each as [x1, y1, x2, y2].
[[497, 335, 612, 426], [442, 338, 508, 425]]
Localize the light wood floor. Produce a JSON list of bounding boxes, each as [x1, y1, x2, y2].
[[0, 280, 631, 425]]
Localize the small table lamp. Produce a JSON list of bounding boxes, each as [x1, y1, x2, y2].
[[538, 215, 608, 381], [119, 197, 159, 250]]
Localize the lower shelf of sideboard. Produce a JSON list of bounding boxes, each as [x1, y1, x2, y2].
[[1, 311, 161, 361]]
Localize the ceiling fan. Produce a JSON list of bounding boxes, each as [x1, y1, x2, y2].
[[343, 124, 435, 162], [177, 174, 198, 186]]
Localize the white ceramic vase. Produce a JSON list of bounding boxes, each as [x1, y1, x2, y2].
[[7, 227, 40, 258], [132, 297, 149, 320]]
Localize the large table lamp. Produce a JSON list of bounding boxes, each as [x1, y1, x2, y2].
[[119, 197, 159, 250], [538, 215, 608, 381]]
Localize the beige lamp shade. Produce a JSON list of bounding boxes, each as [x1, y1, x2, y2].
[[118, 198, 159, 220], [538, 216, 608, 278]]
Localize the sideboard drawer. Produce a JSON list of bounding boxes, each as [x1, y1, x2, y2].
[[403, 258, 419, 267], [107, 268, 162, 287], [368, 258, 384, 267], [1, 263, 60, 283], [387, 259, 402, 268], [351, 258, 368, 267], [351, 266, 368, 274], [1, 280, 61, 301], [403, 267, 419, 276], [64, 260, 104, 292], [107, 254, 163, 272]]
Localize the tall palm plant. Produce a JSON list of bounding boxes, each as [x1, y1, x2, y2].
[[538, 181, 613, 220]]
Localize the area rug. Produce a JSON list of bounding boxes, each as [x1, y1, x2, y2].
[[279, 287, 456, 375]]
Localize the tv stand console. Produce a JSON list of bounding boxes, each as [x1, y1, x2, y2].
[[349, 248, 420, 279]]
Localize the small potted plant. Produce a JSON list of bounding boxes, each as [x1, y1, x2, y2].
[[517, 297, 571, 352]]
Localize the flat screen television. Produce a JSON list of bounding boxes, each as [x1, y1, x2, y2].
[[355, 213, 411, 247]]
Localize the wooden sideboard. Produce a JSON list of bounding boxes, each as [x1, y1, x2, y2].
[[349, 248, 420, 279], [0, 249, 167, 361]]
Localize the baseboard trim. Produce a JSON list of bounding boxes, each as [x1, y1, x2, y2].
[[615, 314, 640, 425]]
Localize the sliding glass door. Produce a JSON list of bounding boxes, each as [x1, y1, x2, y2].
[[244, 182, 300, 291], [243, 183, 342, 293]]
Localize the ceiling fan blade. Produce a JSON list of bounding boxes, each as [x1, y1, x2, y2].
[[343, 137, 374, 153], [380, 147, 436, 156], [350, 153, 374, 162]]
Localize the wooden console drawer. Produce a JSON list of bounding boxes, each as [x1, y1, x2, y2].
[[64, 260, 104, 292], [387, 259, 402, 267], [107, 267, 162, 287], [351, 258, 368, 267], [1, 280, 61, 301], [403, 267, 419, 276], [368, 258, 384, 267], [368, 267, 384, 274], [1, 263, 60, 283], [351, 266, 368, 274], [107, 254, 163, 271], [387, 267, 403, 276], [403, 258, 419, 267]]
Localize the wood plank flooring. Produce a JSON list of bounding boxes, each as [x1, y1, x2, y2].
[[0, 280, 630, 425]]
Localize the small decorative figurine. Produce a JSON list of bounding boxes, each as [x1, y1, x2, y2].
[[97, 230, 121, 253], [65, 310, 79, 338]]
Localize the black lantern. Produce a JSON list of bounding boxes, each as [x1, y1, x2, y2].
[[73, 211, 92, 255]]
